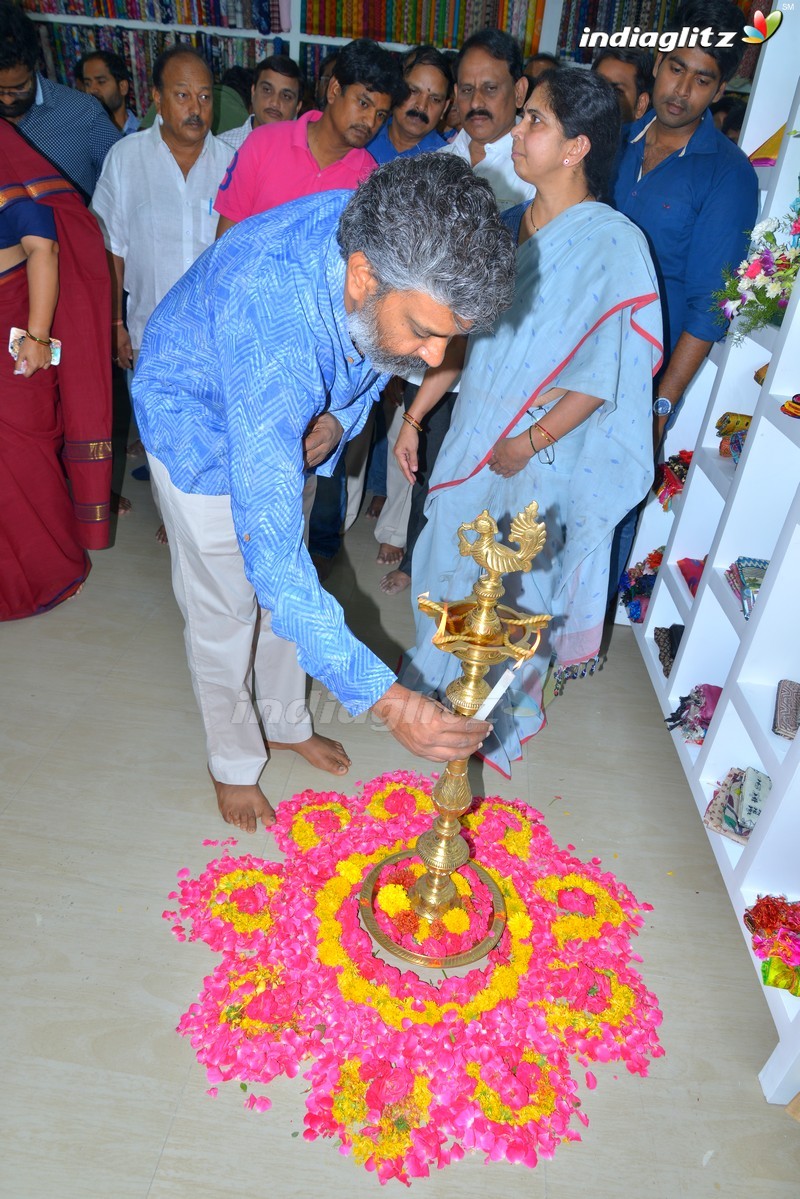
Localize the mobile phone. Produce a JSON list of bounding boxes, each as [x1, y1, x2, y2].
[[9, 327, 62, 367]]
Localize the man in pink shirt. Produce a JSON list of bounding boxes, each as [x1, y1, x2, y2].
[[215, 39, 406, 235]]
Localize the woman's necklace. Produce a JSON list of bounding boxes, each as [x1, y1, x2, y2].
[[527, 191, 593, 234]]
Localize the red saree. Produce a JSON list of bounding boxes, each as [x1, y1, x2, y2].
[[0, 121, 112, 620]]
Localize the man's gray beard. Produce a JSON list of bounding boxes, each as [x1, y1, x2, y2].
[[346, 293, 427, 377]]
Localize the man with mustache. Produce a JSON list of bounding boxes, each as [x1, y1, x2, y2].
[[90, 47, 234, 386], [214, 38, 404, 238], [607, 0, 758, 598], [219, 55, 304, 153], [366, 44, 451, 164], [132, 155, 516, 834], [379, 29, 536, 599], [76, 51, 140, 136], [0, 1, 120, 198]]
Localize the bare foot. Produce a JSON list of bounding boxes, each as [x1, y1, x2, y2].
[[366, 495, 386, 520], [127, 438, 145, 458], [155, 523, 168, 545], [208, 768, 275, 834], [376, 542, 403, 566], [111, 491, 132, 515], [270, 732, 351, 775], [379, 569, 411, 595]]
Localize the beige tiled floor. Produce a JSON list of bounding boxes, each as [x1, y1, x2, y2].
[[1, 468, 797, 1198]]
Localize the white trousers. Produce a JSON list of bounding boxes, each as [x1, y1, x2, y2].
[[149, 455, 315, 786], [375, 401, 411, 549]]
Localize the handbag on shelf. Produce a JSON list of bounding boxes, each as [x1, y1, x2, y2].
[[703, 766, 772, 844], [653, 624, 684, 677], [665, 683, 722, 744], [772, 679, 800, 739]]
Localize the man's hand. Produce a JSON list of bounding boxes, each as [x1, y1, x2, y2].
[[303, 412, 343, 468], [393, 421, 420, 485], [113, 324, 133, 371], [371, 682, 491, 761], [488, 431, 532, 477]]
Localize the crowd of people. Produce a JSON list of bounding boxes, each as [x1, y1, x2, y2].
[[0, 0, 758, 824]]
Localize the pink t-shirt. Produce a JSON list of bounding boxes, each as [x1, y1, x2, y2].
[[214, 110, 377, 221]]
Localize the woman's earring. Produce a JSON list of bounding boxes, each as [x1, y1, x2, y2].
[[563, 158, 570, 165]]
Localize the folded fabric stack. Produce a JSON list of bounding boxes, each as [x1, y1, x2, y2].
[[676, 556, 705, 597], [619, 547, 664, 622], [703, 765, 772, 845], [744, 895, 800, 997], [725, 556, 769, 619]]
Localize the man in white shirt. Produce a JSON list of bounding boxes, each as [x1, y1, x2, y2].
[[378, 29, 535, 594], [219, 54, 304, 153], [439, 28, 535, 212], [91, 45, 234, 370]]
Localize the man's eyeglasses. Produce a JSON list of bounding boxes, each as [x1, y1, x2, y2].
[[0, 76, 34, 98]]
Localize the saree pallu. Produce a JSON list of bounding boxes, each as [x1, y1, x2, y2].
[[0, 123, 112, 619], [404, 202, 664, 776], [0, 262, 88, 618]]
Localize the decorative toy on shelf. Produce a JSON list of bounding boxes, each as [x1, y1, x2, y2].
[[655, 451, 692, 510], [744, 895, 800, 997], [702, 766, 772, 844], [618, 547, 664, 622], [753, 361, 770, 386], [715, 411, 752, 436], [725, 556, 769, 619], [664, 684, 722, 744], [780, 393, 800, 419], [713, 195, 800, 341]]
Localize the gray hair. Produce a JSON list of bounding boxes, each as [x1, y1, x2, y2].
[[337, 153, 516, 333]]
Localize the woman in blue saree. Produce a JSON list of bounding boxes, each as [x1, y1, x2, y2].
[[398, 68, 663, 776]]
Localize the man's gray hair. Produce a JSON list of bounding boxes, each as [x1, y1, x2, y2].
[[337, 153, 516, 332]]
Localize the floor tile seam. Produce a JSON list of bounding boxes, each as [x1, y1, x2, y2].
[[144, 1060, 199, 1198]]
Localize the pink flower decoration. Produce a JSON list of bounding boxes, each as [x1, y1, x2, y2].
[[164, 771, 663, 1184]]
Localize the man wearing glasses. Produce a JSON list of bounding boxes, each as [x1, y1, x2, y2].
[[0, 2, 120, 198]]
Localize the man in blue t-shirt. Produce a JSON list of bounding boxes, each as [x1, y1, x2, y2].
[[608, 0, 758, 599], [367, 44, 451, 164], [613, 0, 757, 438]]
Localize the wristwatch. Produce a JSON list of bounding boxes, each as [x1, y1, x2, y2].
[[653, 396, 673, 416]]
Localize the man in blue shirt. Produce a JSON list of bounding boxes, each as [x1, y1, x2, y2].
[[608, 0, 758, 599], [76, 51, 140, 137], [367, 45, 451, 164], [0, 3, 121, 198], [613, 0, 758, 438], [133, 155, 516, 834]]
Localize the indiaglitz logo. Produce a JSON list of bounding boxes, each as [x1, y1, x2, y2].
[[580, 9, 785, 53], [742, 9, 783, 42]]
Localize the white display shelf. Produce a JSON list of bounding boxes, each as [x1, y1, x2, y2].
[[632, 62, 800, 1105]]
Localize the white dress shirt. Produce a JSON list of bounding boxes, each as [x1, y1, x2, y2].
[[439, 126, 535, 213], [218, 115, 254, 152], [91, 121, 235, 350]]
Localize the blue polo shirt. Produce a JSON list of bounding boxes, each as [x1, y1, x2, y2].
[[367, 119, 445, 164], [613, 109, 757, 359]]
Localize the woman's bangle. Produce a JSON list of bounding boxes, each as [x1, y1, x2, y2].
[[402, 412, 423, 433], [535, 420, 557, 445], [25, 329, 51, 347], [112, 319, 124, 326]]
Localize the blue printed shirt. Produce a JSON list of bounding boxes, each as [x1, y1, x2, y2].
[[17, 74, 122, 198], [367, 119, 446, 164], [613, 109, 758, 358], [132, 191, 396, 714]]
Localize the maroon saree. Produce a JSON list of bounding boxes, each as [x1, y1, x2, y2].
[[0, 121, 111, 620]]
